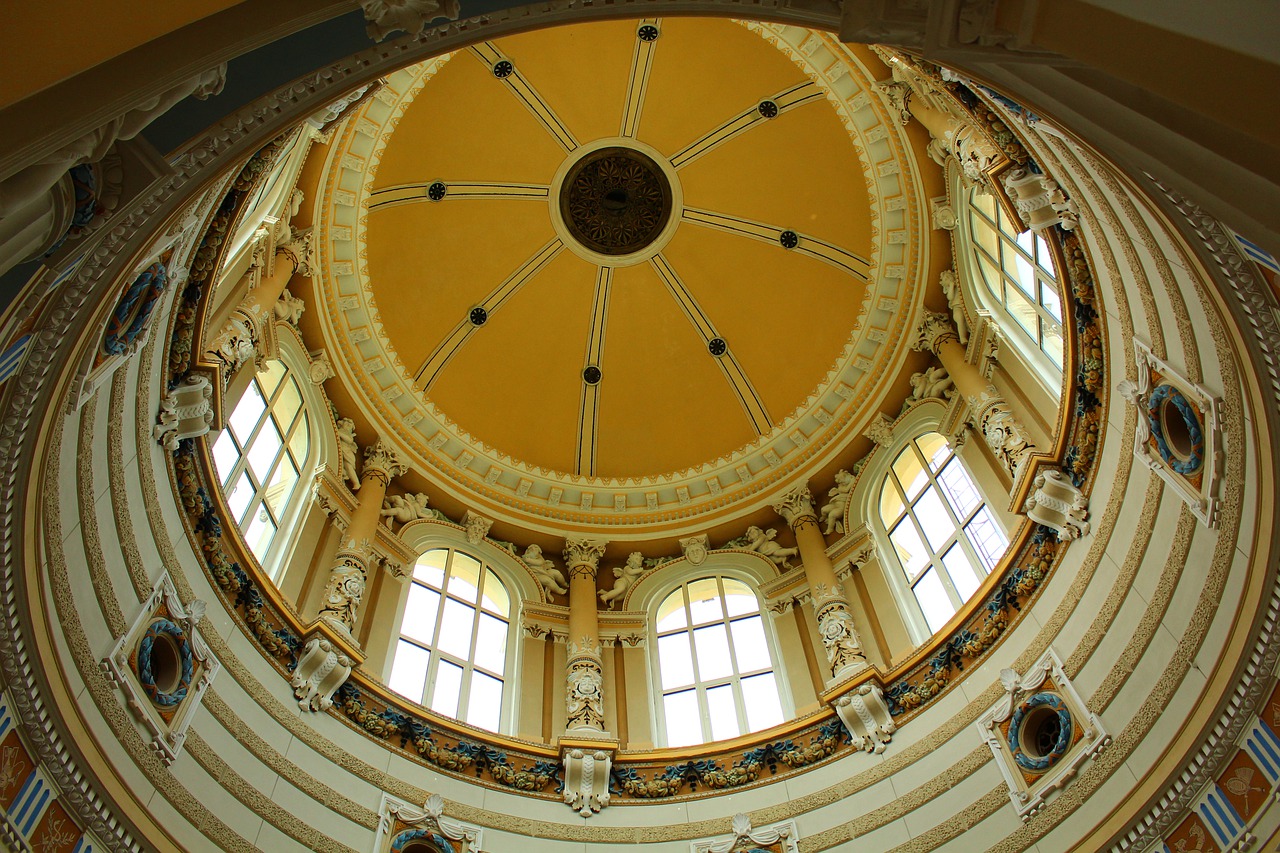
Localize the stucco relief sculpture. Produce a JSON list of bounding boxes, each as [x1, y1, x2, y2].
[[832, 682, 896, 754], [565, 656, 605, 731], [562, 748, 612, 817], [865, 412, 896, 447], [598, 552, 644, 609], [692, 814, 800, 853], [972, 390, 1036, 478], [819, 470, 855, 535], [523, 544, 568, 595], [336, 418, 360, 490], [360, 0, 461, 42], [0, 65, 226, 223], [462, 511, 493, 545], [679, 534, 710, 565], [939, 269, 969, 344], [291, 636, 353, 712], [318, 538, 376, 635], [725, 526, 797, 569], [273, 291, 305, 325], [811, 583, 868, 678], [209, 313, 259, 378], [379, 493, 444, 529], [908, 366, 955, 403]]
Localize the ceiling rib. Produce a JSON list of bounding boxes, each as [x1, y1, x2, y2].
[[574, 266, 613, 476], [368, 182, 548, 211], [682, 207, 872, 281], [649, 254, 772, 436], [414, 237, 565, 390], [668, 81, 823, 171], [470, 42, 579, 152], [619, 18, 661, 138]]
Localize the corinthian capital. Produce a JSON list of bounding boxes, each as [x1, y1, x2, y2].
[[362, 437, 408, 486], [772, 485, 817, 530], [912, 310, 960, 355], [563, 538, 607, 578]]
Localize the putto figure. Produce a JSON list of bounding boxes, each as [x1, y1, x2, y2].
[[598, 552, 645, 609], [524, 544, 569, 596]]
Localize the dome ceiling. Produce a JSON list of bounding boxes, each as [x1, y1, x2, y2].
[[314, 19, 930, 537]]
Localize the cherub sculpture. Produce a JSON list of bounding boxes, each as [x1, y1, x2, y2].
[[380, 493, 435, 528], [741, 526, 798, 569], [908, 366, 955, 403], [819, 469, 855, 535], [336, 418, 360, 490], [599, 552, 645, 609], [523, 544, 568, 596]]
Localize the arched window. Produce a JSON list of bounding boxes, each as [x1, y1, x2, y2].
[[388, 548, 511, 733], [211, 359, 310, 573], [654, 576, 784, 747], [878, 432, 1007, 635], [965, 189, 1065, 372]]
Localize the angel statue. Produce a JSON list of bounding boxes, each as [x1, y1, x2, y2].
[[819, 469, 855, 535], [335, 418, 360, 490], [742, 526, 799, 570], [523, 544, 568, 596], [599, 552, 645, 609], [380, 493, 435, 529]]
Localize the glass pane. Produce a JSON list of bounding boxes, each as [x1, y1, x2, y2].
[[430, 660, 463, 718], [212, 429, 240, 486], [977, 254, 1002, 299], [913, 569, 956, 634], [1011, 255, 1038, 298], [288, 411, 310, 464], [916, 432, 950, 472], [879, 477, 905, 526], [892, 446, 928, 499], [693, 624, 733, 681], [263, 457, 299, 517], [401, 584, 440, 646], [706, 685, 740, 741], [1004, 283, 1039, 337], [448, 553, 481, 603], [942, 544, 981, 602], [740, 673, 784, 732], [228, 382, 266, 443], [663, 690, 701, 747], [1040, 282, 1063, 321], [1035, 235, 1055, 274], [1015, 228, 1036, 257], [1043, 325, 1065, 368], [937, 458, 981, 520], [721, 578, 758, 617], [913, 487, 956, 551], [273, 377, 303, 435], [246, 418, 283, 483], [965, 507, 1008, 572], [226, 471, 253, 523], [437, 599, 475, 659], [890, 519, 930, 581], [729, 616, 770, 674], [655, 590, 688, 632], [658, 633, 695, 689], [686, 578, 724, 625], [256, 360, 286, 400], [474, 613, 507, 674], [387, 640, 430, 704], [244, 507, 275, 562], [481, 569, 509, 617], [971, 216, 999, 256], [465, 671, 503, 732], [414, 550, 448, 588]]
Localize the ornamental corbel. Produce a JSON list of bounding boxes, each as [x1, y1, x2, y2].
[[153, 373, 214, 451], [831, 681, 896, 754], [1023, 468, 1089, 540], [560, 744, 615, 817]]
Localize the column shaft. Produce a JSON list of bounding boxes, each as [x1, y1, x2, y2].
[[563, 539, 608, 734]]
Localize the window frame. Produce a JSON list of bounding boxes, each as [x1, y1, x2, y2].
[[384, 530, 535, 736], [953, 175, 1065, 398], [211, 352, 317, 580], [856, 403, 1010, 645], [644, 562, 793, 748]]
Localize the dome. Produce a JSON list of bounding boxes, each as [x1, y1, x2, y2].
[[0, 4, 1277, 853]]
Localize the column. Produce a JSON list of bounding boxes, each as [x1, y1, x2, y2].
[[562, 537, 608, 733], [316, 437, 407, 642], [771, 485, 868, 682], [913, 310, 1037, 480], [559, 537, 614, 818], [209, 235, 312, 378]]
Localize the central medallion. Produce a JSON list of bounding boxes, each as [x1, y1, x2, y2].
[[559, 147, 674, 256]]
